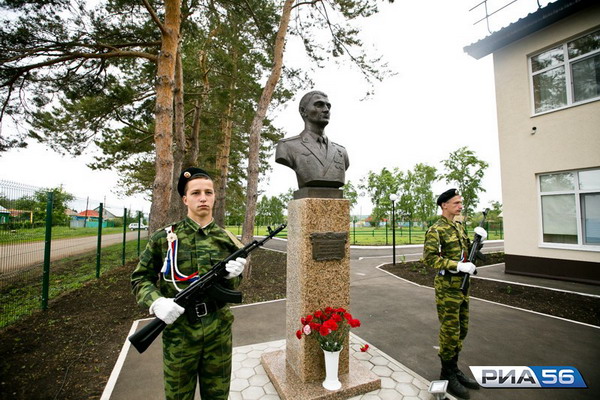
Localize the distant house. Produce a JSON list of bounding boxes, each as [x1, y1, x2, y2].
[[464, 0, 600, 283], [71, 209, 114, 228], [93, 206, 118, 220], [77, 210, 100, 219], [8, 209, 33, 223], [0, 205, 9, 224]]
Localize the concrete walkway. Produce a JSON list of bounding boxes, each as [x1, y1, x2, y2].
[[102, 246, 600, 400]]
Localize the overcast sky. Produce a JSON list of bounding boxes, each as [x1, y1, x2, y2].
[[0, 0, 554, 216]]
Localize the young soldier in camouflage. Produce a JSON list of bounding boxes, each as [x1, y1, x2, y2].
[[131, 167, 246, 400], [423, 189, 484, 399]]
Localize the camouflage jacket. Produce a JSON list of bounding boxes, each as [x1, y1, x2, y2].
[[131, 217, 243, 309], [423, 216, 470, 273]]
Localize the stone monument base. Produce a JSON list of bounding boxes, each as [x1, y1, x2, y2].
[[261, 350, 381, 400]]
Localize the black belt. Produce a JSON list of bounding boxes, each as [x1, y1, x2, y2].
[[185, 300, 224, 323]]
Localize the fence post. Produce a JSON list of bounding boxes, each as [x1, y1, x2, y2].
[[41, 191, 54, 310], [96, 203, 103, 278], [122, 207, 127, 266], [137, 211, 142, 256], [385, 219, 388, 246]]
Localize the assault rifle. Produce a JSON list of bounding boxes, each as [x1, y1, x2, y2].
[[460, 209, 489, 294], [129, 223, 287, 353]]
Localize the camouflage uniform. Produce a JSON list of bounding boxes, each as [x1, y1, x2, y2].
[[423, 216, 471, 362], [131, 217, 242, 400]]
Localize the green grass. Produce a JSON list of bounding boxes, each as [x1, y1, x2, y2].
[[0, 225, 129, 245], [0, 239, 147, 328], [227, 225, 504, 246]]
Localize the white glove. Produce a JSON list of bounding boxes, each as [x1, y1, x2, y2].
[[457, 261, 476, 275], [149, 297, 185, 325], [225, 257, 246, 279], [474, 226, 487, 241]]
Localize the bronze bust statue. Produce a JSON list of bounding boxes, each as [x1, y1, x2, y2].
[[275, 91, 350, 191]]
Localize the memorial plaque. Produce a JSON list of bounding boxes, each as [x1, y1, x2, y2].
[[310, 232, 347, 261]]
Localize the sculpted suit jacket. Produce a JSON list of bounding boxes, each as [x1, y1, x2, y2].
[[275, 131, 349, 188]]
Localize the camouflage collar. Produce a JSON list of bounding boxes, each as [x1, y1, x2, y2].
[[183, 217, 216, 234], [439, 216, 459, 229]]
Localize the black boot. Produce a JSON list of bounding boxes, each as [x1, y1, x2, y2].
[[451, 355, 480, 390], [440, 358, 470, 399]]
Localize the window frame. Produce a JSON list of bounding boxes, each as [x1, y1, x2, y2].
[[529, 28, 600, 116], [537, 168, 600, 251]]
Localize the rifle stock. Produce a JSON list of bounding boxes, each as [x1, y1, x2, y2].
[[130, 318, 166, 353], [128, 223, 286, 353], [460, 209, 489, 293]]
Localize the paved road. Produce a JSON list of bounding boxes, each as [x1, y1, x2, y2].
[[0, 231, 148, 274], [349, 256, 599, 400]]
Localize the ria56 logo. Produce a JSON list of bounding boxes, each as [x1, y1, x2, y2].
[[469, 366, 587, 388]]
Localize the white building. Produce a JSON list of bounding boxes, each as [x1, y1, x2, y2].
[[465, 0, 600, 283]]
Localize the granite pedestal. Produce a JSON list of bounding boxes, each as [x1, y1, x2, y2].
[[261, 197, 380, 399]]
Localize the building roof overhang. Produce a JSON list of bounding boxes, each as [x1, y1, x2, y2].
[[464, 0, 596, 59]]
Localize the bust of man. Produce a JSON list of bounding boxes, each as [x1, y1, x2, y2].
[[275, 90, 350, 189]]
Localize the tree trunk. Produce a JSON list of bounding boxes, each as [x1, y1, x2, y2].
[[241, 0, 294, 248], [170, 46, 187, 222], [213, 49, 238, 227], [189, 48, 211, 168], [148, 0, 181, 232], [189, 99, 202, 163]]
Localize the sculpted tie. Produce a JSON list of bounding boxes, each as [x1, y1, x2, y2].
[[318, 135, 327, 157]]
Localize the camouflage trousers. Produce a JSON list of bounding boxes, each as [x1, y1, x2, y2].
[[161, 307, 234, 400], [434, 274, 470, 362]]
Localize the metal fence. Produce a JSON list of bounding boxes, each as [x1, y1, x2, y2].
[[225, 220, 503, 246], [0, 179, 149, 328], [348, 220, 504, 246]]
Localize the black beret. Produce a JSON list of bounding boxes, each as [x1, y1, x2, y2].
[[437, 188, 460, 206], [177, 167, 212, 197]]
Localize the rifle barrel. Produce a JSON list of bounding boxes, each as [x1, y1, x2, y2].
[[460, 210, 489, 292]]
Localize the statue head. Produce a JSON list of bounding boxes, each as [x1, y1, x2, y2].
[[299, 90, 330, 128]]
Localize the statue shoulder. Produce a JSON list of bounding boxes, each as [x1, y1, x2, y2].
[[278, 134, 302, 143], [331, 141, 346, 150]]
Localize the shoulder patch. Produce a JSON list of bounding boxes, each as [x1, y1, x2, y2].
[[150, 229, 168, 241], [150, 221, 181, 241]]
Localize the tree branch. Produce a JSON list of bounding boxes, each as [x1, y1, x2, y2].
[[8, 50, 158, 75], [292, 0, 322, 10], [141, 0, 167, 35]]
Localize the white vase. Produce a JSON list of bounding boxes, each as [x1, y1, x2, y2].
[[322, 347, 342, 391]]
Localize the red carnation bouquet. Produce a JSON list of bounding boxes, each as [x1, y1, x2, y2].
[[296, 307, 361, 352]]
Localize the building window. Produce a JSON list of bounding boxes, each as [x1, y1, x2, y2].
[[539, 168, 600, 247], [530, 29, 600, 114]]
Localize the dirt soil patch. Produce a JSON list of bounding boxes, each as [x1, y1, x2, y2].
[[0, 248, 286, 400], [381, 253, 600, 327]]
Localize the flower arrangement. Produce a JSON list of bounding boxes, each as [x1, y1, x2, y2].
[[296, 307, 361, 352]]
